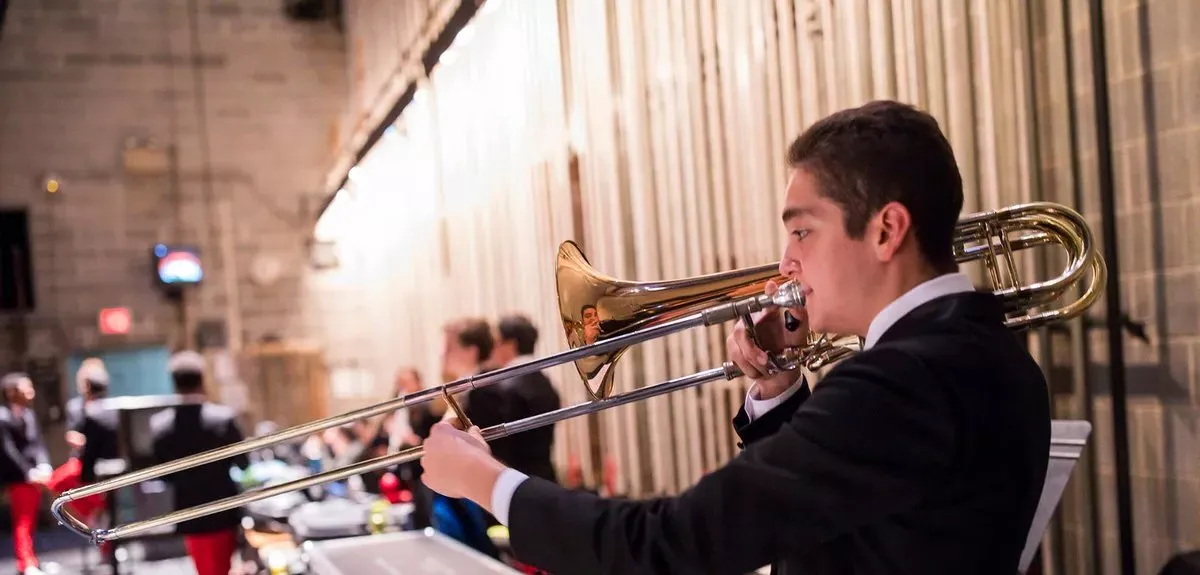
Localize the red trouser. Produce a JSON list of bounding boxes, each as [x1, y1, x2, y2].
[[7, 482, 40, 572], [183, 528, 238, 575], [46, 458, 107, 520]]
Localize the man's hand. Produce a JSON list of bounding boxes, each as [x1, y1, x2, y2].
[[421, 422, 505, 504], [726, 280, 809, 399]]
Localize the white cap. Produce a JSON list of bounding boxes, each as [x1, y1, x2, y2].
[[168, 351, 206, 375], [76, 359, 110, 386]]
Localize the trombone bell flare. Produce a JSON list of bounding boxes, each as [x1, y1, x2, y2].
[[556, 240, 781, 400]]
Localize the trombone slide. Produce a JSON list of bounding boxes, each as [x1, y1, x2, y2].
[[58, 363, 743, 543], [50, 287, 801, 543]]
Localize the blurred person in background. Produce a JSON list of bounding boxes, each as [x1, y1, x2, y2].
[[150, 351, 249, 575], [486, 314, 561, 484], [63, 358, 106, 452], [386, 367, 440, 450], [46, 359, 114, 528], [321, 423, 367, 493], [433, 318, 502, 558], [0, 372, 50, 575], [383, 367, 438, 526]]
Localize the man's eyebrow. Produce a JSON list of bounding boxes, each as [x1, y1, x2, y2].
[[781, 206, 811, 222]]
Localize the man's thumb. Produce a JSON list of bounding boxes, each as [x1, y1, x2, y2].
[[764, 279, 779, 295]]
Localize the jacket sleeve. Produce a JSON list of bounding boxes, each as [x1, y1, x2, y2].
[[78, 416, 99, 481], [24, 412, 50, 469], [149, 415, 179, 484], [224, 417, 250, 469], [0, 410, 34, 475], [731, 377, 811, 448], [508, 349, 958, 575], [465, 386, 509, 430], [67, 396, 90, 434]]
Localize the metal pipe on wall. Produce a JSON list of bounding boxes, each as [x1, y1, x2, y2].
[[1058, 0, 1103, 571], [1084, 0, 1136, 573]]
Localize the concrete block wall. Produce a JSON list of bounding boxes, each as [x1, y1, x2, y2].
[[1034, 0, 1200, 573], [0, 0, 348, 370]]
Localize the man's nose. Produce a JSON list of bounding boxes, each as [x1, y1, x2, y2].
[[778, 257, 800, 278]]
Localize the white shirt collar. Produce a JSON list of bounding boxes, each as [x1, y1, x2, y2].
[[863, 272, 975, 349]]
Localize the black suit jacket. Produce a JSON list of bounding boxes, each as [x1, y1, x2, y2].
[[65, 395, 86, 459], [506, 292, 1051, 575], [487, 369, 561, 483], [149, 402, 249, 534], [0, 405, 49, 486], [75, 402, 119, 484]]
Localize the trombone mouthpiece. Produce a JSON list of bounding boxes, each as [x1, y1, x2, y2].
[[772, 281, 806, 309]]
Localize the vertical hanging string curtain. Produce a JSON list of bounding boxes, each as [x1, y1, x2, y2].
[[329, 0, 591, 483], [312, 0, 1088, 511]]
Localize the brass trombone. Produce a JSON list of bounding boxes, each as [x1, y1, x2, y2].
[[52, 201, 1106, 544]]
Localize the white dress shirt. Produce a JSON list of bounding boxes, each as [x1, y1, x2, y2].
[[490, 272, 976, 526]]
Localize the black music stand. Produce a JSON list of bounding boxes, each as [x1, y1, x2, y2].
[[1019, 419, 1093, 574]]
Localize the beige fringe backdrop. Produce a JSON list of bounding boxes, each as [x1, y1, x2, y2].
[[307, 1, 1105, 572]]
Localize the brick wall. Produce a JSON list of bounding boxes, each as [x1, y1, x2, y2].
[[0, 0, 348, 372], [1037, 0, 1200, 573]]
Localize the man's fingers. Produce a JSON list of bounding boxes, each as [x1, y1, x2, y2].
[[764, 279, 779, 296], [735, 323, 771, 365], [467, 426, 485, 443], [730, 336, 766, 379]]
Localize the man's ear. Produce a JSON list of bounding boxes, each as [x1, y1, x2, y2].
[[875, 202, 911, 261]]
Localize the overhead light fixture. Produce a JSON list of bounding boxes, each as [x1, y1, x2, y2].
[[42, 173, 62, 195]]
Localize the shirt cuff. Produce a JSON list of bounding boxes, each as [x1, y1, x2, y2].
[[743, 379, 804, 422], [490, 468, 529, 526]]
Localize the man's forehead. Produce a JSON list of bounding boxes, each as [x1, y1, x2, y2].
[[781, 203, 817, 222]]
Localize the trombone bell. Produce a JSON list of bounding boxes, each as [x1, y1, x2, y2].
[[556, 240, 780, 400]]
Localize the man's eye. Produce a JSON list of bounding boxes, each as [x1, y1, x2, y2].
[[791, 230, 809, 240]]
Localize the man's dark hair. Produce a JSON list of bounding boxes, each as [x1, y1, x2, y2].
[[498, 315, 539, 356], [171, 371, 205, 394], [454, 318, 494, 363], [786, 100, 964, 271]]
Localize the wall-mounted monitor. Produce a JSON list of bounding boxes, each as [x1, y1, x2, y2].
[[152, 244, 203, 286]]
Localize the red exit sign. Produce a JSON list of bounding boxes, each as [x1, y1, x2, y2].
[[98, 307, 132, 335]]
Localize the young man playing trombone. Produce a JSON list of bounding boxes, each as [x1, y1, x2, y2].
[[420, 100, 1052, 575]]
